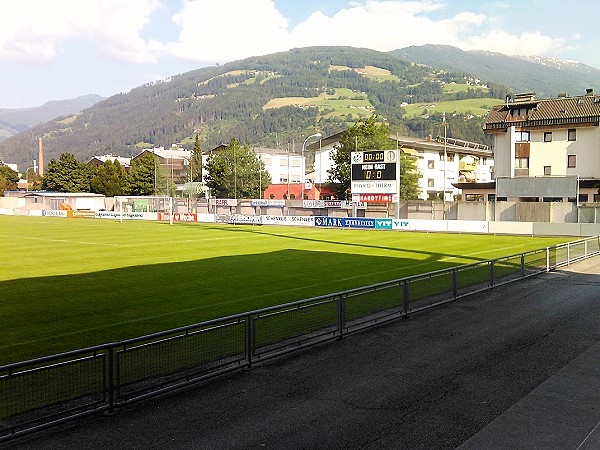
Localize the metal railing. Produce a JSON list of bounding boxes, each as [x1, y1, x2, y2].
[[1, 236, 599, 442]]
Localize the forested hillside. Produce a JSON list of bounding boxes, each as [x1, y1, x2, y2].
[[1, 46, 510, 168], [392, 45, 600, 99]]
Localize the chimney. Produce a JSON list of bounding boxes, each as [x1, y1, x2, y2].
[[38, 137, 44, 176]]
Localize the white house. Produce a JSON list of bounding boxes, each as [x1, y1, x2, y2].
[[306, 132, 494, 201], [483, 90, 600, 202]]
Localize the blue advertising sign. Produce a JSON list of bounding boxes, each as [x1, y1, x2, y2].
[[315, 217, 375, 229], [374, 219, 393, 230]]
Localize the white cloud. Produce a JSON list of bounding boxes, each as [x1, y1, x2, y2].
[[0, 0, 162, 65], [463, 29, 565, 57], [165, 0, 291, 62]]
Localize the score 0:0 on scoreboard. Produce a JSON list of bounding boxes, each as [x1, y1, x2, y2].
[[350, 150, 399, 194]]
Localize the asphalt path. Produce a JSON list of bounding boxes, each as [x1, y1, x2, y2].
[[6, 256, 600, 449]]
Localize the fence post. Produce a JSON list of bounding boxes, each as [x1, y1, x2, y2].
[[490, 260, 495, 288], [546, 247, 550, 272], [452, 268, 457, 299], [107, 347, 114, 414], [521, 254, 525, 279], [245, 316, 254, 367], [403, 280, 410, 317], [337, 294, 346, 338]]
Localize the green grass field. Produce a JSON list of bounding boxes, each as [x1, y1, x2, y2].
[[0, 216, 569, 365]]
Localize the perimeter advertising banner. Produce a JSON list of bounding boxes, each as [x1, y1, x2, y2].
[[315, 216, 376, 229]]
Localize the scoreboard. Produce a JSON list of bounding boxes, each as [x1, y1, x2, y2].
[[350, 150, 399, 194]]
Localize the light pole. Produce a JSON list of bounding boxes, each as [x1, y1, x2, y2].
[[301, 133, 322, 200], [25, 159, 37, 192]]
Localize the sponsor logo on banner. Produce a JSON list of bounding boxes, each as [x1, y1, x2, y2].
[[97, 211, 145, 220], [210, 198, 238, 207], [42, 210, 68, 218], [229, 215, 262, 225], [251, 199, 286, 208], [351, 180, 397, 194], [375, 219, 393, 229], [360, 193, 394, 203], [303, 200, 366, 210], [392, 219, 410, 230], [175, 213, 197, 222], [73, 210, 97, 218], [315, 217, 375, 229]]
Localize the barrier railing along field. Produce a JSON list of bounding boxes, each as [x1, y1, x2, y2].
[[1, 236, 599, 442]]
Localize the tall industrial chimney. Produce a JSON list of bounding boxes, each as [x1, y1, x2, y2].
[[38, 137, 44, 176]]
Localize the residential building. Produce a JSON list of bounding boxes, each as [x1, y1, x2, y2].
[[132, 146, 192, 186], [483, 90, 600, 202], [306, 132, 494, 201], [203, 144, 306, 197], [87, 154, 131, 171]]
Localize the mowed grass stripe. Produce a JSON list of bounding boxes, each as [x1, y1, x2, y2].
[[0, 216, 568, 364]]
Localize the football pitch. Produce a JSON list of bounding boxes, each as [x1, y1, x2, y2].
[[0, 215, 570, 365]]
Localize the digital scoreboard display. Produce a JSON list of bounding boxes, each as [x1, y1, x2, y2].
[[351, 162, 397, 180], [350, 150, 399, 195]]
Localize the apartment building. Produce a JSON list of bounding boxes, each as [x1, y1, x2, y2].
[[483, 90, 600, 202]]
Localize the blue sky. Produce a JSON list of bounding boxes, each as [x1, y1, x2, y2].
[[1, 0, 599, 109]]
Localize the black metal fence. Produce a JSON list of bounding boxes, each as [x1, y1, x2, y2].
[[2, 236, 599, 442]]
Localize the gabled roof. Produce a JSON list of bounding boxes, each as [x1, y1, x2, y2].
[[484, 91, 600, 131]]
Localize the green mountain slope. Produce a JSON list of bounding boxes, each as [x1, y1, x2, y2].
[[392, 44, 600, 99], [1, 46, 509, 169], [0, 94, 105, 136]]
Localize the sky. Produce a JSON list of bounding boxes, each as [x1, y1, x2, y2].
[[1, 0, 599, 109]]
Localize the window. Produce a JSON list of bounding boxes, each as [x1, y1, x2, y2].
[[481, 157, 487, 165], [515, 157, 529, 168], [544, 166, 551, 176], [568, 129, 577, 141], [269, 194, 275, 199], [428, 160, 435, 169], [568, 155, 576, 168], [279, 177, 288, 183], [447, 153, 455, 162], [511, 107, 528, 117], [427, 178, 435, 187], [544, 132, 552, 142], [438, 152, 444, 161], [515, 131, 530, 142]]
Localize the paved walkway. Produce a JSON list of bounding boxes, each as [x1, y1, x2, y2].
[[6, 257, 600, 449]]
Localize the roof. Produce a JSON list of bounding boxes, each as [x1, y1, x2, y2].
[[305, 131, 491, 157], [484, 91, 600, 131]]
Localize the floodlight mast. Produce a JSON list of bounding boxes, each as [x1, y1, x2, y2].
[[301, 133, 322, 200]]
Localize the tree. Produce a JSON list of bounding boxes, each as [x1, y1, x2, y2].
[[189, 134, 204, 182], [0, 164, 19, 195], [22, 167, 42, 191], [42, 153, 93, 192], [399, 152, 420, 199], [90, 159, 129, 196], [327, 116, 391, 199], [128, 152, 156, 195], [204, 138, 271, 198]]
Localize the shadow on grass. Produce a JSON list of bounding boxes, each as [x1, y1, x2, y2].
[[0, 247, 468, 365]]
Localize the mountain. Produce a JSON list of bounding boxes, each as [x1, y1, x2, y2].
[[391, 45, 600, 99], [0, 94, 105, 141], [0, 47, 509, 170], [2, 45, 598, 170]]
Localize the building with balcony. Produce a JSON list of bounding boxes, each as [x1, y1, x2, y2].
[[306, 132, 494, 201], [483, 90, 600, 203]]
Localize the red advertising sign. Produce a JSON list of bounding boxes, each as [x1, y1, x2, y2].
[[158, 213, 197, 222], [359, 193, 394, 203]]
